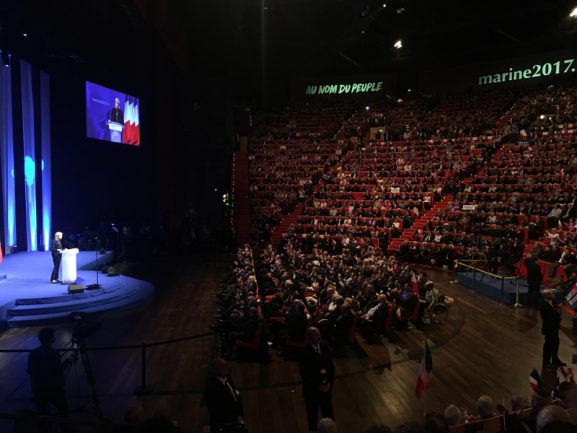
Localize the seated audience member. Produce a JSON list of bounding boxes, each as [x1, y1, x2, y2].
[[317, 418, 338, 433], [536, 405, 573, 433], [556, 381, 577, 423], [519, 392, 548, 433], [287, 300, 309, 340], [332, 301, 355, 347], [510, 394, 530, 412], [475, 395, 496, 420], [443, 404, 463, 427], [358, 294, 389, 339], [423, 412, 449, 433]]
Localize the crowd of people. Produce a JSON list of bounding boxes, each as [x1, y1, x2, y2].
[[208, 243, 577, 433], [209, 84, 577, 433], [214, 241, 445, 365], [246, 84, 577, 273]]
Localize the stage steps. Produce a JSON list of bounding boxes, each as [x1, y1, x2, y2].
[[5, 289, 152, 327], [7, 291, 130, 316], [1, 277, 154, 328]]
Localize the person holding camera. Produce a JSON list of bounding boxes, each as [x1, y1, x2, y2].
[[27, 327, 72, 433]]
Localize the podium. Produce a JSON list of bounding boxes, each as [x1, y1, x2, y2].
[[61, 248, 79, 284], [107, 121, 124, 143]]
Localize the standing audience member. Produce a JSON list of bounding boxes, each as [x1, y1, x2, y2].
[[205, 358, 244, 433], [540, 289, 566, 369], [299, 327, 335, 433], [526, 255, 543, 309]]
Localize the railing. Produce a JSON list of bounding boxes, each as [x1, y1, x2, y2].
[[0, 330, 216, 432], [454, 259, 521, 306]]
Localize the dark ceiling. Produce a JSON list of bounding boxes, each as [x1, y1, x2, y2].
[[1, 0, 577, 91], [254, 0, 577, 75]]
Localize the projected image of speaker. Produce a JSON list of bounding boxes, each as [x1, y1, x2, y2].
[[85, 81, 141, 146], [68, 284, 84, 294]]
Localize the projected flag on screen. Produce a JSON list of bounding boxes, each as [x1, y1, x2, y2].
[[122, 96, 140, 146]]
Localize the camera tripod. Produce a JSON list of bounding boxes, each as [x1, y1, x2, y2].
[[62, 336, 104, 421]]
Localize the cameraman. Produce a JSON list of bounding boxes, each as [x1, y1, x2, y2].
[[27, 327, 72, 433]]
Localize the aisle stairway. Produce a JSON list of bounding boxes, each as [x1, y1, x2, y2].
[[232, 152, 252, 247], [387, 195, 455, 252], [271, 205, 303, 247]]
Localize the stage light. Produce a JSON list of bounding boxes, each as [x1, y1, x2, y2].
[[394, 40, 402, 49], [407, 88, 412, 93], [570, 7, 577, 18], [21, 32, 28, 38], [365, 106, 370, 111], [540, 114, 545, 120], [396, 7, 405, 14], [382, 3, 387, 7]]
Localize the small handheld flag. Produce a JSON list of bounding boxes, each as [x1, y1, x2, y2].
[[529, 368, 546, 396], [415, 341, 433, 398]]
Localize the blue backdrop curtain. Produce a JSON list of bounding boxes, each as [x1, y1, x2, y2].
[[20, 60, 38, 251], [40, 71, 51, 252], [0, 52, 16, 253]]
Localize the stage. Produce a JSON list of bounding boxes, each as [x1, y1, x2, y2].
[[0, 251, 154, 328]]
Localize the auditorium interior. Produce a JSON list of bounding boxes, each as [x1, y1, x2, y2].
[[2, 1, 577, 433]]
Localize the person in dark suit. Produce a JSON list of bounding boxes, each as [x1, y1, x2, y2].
[[299, 327, 335, 433], [525, 255, 543, 309], [205, 357, 244, 433], [110, 98, 124, 124], [540, 289, 566, 369], [27, 327, 72, 433], [50, 232, 63, 283]]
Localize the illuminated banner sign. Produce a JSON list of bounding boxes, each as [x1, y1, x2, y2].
[[305, 81, 384, 95], [478, 57, 576, 86]]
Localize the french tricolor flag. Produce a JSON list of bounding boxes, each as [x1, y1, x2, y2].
[[529, 368, 545, 396], [415, 341, 432, 398], [122, 96, 140, 146]]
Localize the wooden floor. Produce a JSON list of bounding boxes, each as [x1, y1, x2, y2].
[[0, 252, 575, 433]]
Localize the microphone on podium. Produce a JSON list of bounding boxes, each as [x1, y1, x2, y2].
[[62, 239, 75, 249]]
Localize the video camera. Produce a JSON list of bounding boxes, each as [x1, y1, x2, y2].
[[69, 312, 101, 344]]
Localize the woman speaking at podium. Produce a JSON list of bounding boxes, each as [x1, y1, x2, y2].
[[50, 232, 63, 283]]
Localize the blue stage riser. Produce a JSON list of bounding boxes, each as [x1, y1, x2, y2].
[[0, 251, 154, 327], [457, 272, 527, 305]]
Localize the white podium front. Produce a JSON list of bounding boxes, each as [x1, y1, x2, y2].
[[107, 121, 124, 143], [61, 248, 79, 284]]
